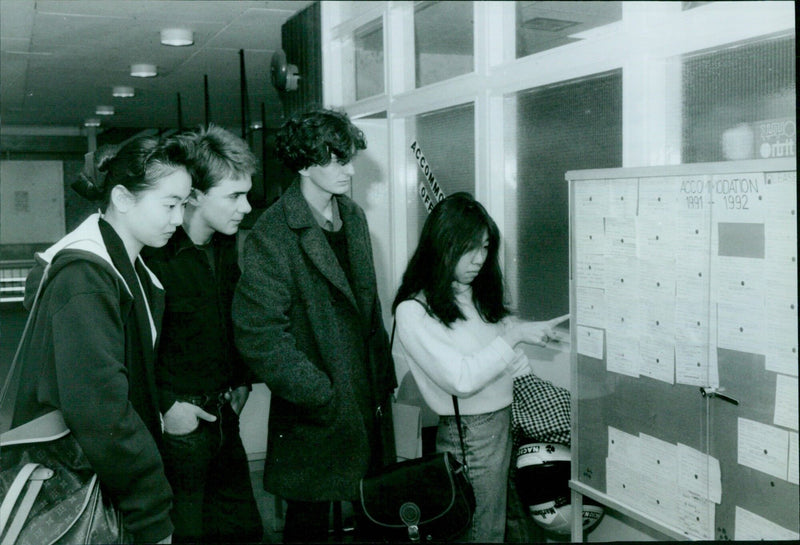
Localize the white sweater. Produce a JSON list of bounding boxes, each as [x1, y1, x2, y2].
[[393, 288, 529, 416]]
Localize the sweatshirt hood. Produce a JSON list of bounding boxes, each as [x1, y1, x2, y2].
[[34, 212, 163, 294]]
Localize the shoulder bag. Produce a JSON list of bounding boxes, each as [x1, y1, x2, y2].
[[0, 265, 129, 545], [358, 321, 476, 542]]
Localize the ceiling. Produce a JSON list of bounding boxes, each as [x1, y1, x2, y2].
[[0, 0, 315, 136]]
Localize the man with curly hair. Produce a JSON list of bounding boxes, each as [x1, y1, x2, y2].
[[233, 109, 396, 543]]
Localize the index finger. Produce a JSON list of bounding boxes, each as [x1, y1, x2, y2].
[[545, 314, 570, 328]]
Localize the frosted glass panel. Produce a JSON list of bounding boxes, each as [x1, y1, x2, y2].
[[503, 71, 622, 321], [355, 20, 384, 100], [516, 1, 621, 59], [682, 35, 795, 164], [407, 103, 475, 254], [414, 1, 473, 87]]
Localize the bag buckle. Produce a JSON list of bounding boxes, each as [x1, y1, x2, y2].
[[399, 502, 421, 542]]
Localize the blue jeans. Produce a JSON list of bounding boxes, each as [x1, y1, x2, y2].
[[436, 405, 512, 543], [161, 401, 262, 543]]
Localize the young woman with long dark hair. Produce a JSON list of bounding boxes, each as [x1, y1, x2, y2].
[[392, 192, 559, 542]]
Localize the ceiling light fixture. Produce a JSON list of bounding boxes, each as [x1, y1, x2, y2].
[[161, 28, 194, 46], [95, 105, 115, 115], [131, 63, 157, 77], [112, 86, 135, 97], [84, 118, 101, 127]]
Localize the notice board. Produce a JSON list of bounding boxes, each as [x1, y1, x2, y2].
[[567, 158, 798, 540], [0, 161, 65, 244]]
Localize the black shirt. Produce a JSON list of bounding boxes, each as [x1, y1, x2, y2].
[[143, 227, 249, 412]]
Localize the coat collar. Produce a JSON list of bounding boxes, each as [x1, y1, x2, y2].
[[281, 181, 375, 319]]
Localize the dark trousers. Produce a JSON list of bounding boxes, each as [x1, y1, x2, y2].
[[161, 401, 262, 543], [283, 500, 331, 543]]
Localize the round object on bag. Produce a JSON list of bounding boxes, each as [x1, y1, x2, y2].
[[514, 443, 604, 535]]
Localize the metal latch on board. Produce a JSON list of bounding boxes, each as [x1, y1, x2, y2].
[[699, 386, 739, 405]]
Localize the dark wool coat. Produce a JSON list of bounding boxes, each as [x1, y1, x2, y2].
[[11, 214, 173, 543], [233, 181, 396, 501]]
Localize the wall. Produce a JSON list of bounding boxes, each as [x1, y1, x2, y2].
[[280, 1, 323, 117]]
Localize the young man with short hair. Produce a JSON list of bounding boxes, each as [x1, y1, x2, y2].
[[144, 124, 262, 543]]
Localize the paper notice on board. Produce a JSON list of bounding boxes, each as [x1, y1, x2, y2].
[[677, 491, 715, 540], [639, 259, 676, 307], [605, 216, 637, 258], [576, 287, 606, 329], [675, 343, 711, 387], [676, 259, 711, 304], [636, 216, 677, 262], [575, 215, 606, 255], [606, 456, 639, 505], [717, 302, 767, 355], [608, 426, 640, 462], [765, 248, 798, 298], [765, 224, 798, 262], [716, 256, 766, 308], [675, 297, 710, 345], [575, 254, 605, 289], [576, 325, 604, 359], [774, 374, 799, 431], [607, 178, 638, 217], [574, 180, 610, 217], [643, 297, 676, 341], [636, 470, 680, 529], [763, 171, 796, 236], [765, 261, 798, 365], [735, 506, 800, 540], [676, 207, 711, 258], [606, 289, 643, 335], [639, 177, 681, 216], [677, 443, 722, 504], [789, 432, 799, 485], [737, 417, 789, 480], [606, 332, 640, 378], [765, 294, 798, 376], [638, 336, 675, 384], [639, 433, 678, 483], [605, 255, 640, 294]]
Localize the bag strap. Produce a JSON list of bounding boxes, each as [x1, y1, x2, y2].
[[0, 463, 54, 545], [0, 264, 50, 434], [451, 395, 469, 475], [0, 462, 39, 537]]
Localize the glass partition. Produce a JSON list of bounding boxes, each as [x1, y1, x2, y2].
[[414, 1, 474, 87], [503, 71, 622, 320], [407, 102, 475, 253], [355, 19, 385, 100], [682, 35, 795, 164], [515, 1, 621, 59]]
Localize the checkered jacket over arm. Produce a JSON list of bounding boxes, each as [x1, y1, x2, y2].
[[512, 374, 571, 447]]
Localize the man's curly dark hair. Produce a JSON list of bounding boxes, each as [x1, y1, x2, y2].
[[274, 108, 366, 172]]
